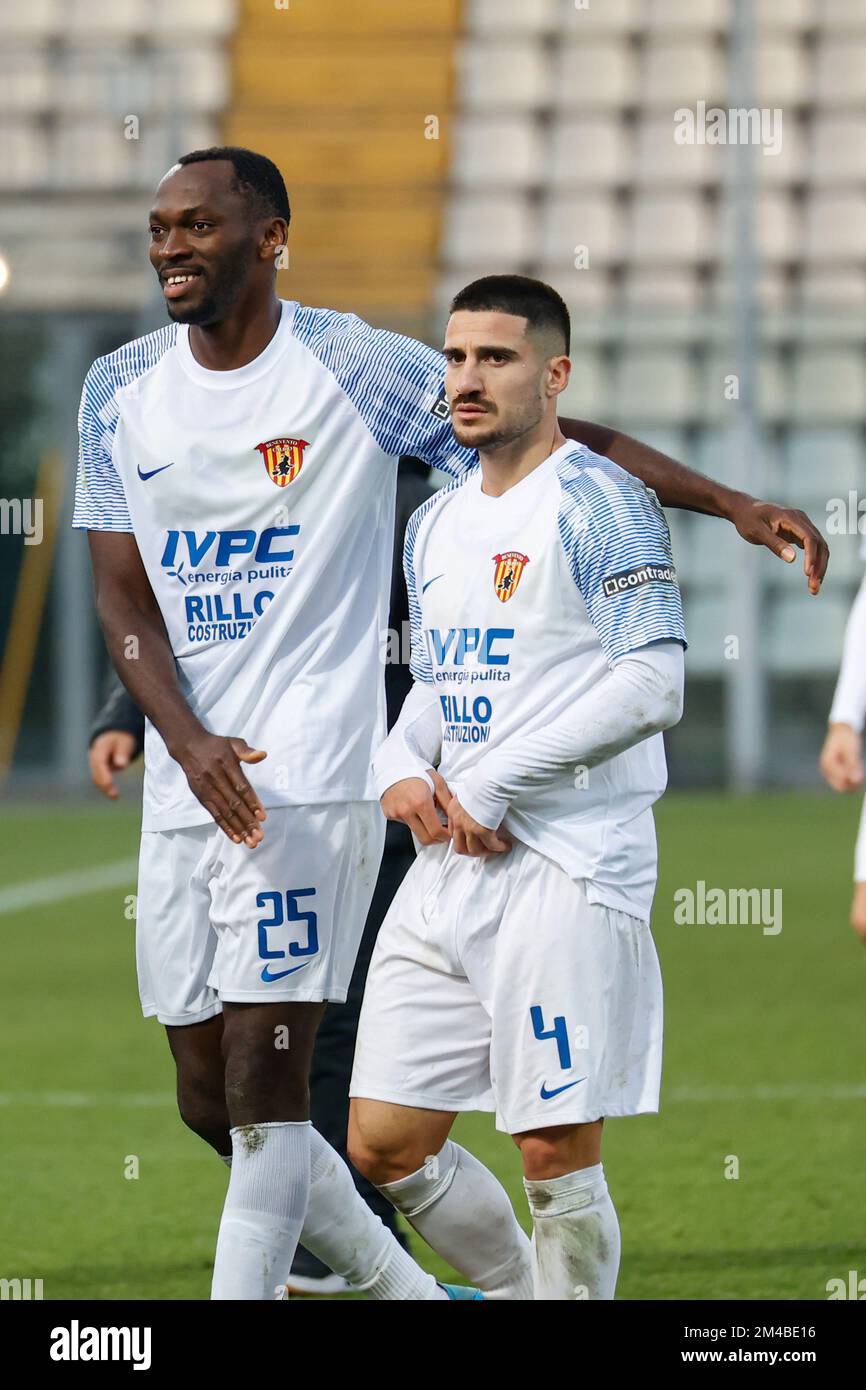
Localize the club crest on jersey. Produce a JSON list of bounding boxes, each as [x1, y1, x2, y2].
[[255, 437, 310, 488], [492, 551, 530, 603]]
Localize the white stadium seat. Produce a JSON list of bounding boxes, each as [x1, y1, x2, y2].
[[698, 351, 787, 426], [814, 39, 866, 106], [804, 193, 866, 263], [0, 0, 59, 37], [548, 117, 631, 187], [641, 42, 727, 108], [784, 429, 863, 500], [554, 0, 639, 36], [766, 595, 849, 674], [626, 194, 714, 265], [756, 116, 803, 187], [754, 0, 814, 31], [554, 350, 610, 418], [536, 264, 613, 311], [553, 41, 638, 110], [443, 193, 534, 266], [809, 117, 866, 184], [790, 350, 866, 425], [611, 348, 698, 424], [466, 0, 557, 35], [719, 192, 801, 266], [632, 117, 716, 186], [149, 0, 237, 37], [452, 117, 544, 189], [644, 0, 728, 33], [458, 40, 551, 111], [755, 38, 810, 105], [621, 268, 701, 310], [64, 0, 145, 40], [538, 194, 622, 266], [815, 0, 866, 31], [0, 50, 50, 113], [799, 271, 866, 309], [680, 595, 740, 674], [0, 121, 50, 189]]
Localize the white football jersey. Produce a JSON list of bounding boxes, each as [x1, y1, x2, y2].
[[405, 440, 687, 919], [73, 299, 474, 830]]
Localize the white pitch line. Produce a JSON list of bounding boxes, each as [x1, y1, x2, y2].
[[0, 858, 137, 916], [0, 1084, 864, 1109]]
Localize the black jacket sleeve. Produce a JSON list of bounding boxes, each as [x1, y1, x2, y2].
[[89, 673, 146, 758]]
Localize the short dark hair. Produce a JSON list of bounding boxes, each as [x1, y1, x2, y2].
[[449, 274, 570, 355], [177, 146, 290, 225]]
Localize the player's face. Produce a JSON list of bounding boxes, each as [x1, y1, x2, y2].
[[443, 311, 563, 450], [148, 161, 274, 326]]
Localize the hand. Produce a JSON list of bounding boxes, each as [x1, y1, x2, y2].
[[446, 792, 512, 858], [173, 732, 268, 847], [820, 723, 864, 793], [380, 771, 450, 846], [729, 496, 829, 596], [88, 730, 139, 800]]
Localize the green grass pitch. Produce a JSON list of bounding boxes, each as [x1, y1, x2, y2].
[[0, 792, 863, 1300]]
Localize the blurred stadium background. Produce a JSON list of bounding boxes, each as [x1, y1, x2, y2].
[[1, 0, 864, 1301]]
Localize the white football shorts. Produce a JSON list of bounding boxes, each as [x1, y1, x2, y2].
[[350, 837, 664, 1134], [855, 794, 866, 882], [136, 801, 385, 1026]]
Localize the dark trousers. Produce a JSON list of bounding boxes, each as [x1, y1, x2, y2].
[[301, 833, 416, 1252]]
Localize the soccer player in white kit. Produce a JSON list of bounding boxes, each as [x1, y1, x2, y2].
[[348, 276, 686, 1300], [820, 535, 866, 946], [74, 146, 827, 1301]]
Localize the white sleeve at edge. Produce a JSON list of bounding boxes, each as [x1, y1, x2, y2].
[[829, 571, 866, 732], [372, 681, 441, 799]]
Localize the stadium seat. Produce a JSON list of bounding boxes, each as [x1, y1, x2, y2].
[[548, 117, 631, 188], [754, 0, 813, 30], [680, 594, 740, 675], [719, 192, 801, 266], [641, 42, 727, 108], [810, 116, 866, 184], [554, 350, 610, 418], [621, 269, 701, 310], [698, 351, 788, 426], [755, 38, 810, 106], [611, 348, 698, 425], [784, 429, 863, 499], [148, 0, 236, 36], [815, 0, 866, 31], [553, 42, 638, 110], [632, 118, 716, 186], [756, 117, 804, 187], [626, 194, 714, 265], [790, 349, 866, 424], [453, 116, 543, 189], [554, 0, 639, 36], [766, 594, 849, 674], [442, 193, 534, 266], [0, 50, 50, 113], [465, 0, 557, 34], [458, 39, 551, 111], [0, 0, 58, 36], [815, 39, 866, 106], [52, 118, 141, 189], [804, 193, 866, 263], [644, 0, 728, 32], [64, 0, 145, 41], [799, 270, 866, 309], [537, 265, 613, 311], [0, 121, 49, 189], [538, 194, 621, 267]]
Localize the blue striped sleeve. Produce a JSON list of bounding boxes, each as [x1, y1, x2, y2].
[[403, 482, 461, 683], [72, 325, 176, 531], [557, 449, 686, 664], [291, 305, 477, 478]]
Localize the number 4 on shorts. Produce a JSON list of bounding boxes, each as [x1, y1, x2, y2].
[[530, 1004, 572, 1072]]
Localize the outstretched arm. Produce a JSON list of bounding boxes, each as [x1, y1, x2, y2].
[[560, 417, 828, 596]]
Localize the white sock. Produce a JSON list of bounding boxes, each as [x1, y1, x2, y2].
[[302, 1129, 446, 1299], [523, 1162, 621, 1300], [381, 1140, 534, 1300], [211, 1121, 310, 1300]]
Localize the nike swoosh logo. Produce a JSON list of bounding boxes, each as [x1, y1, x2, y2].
[[260, 961, 311, 983], [539, 1078, 586, 1100], [137, 463, 175, 482], [422, 573, 445, 593]]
